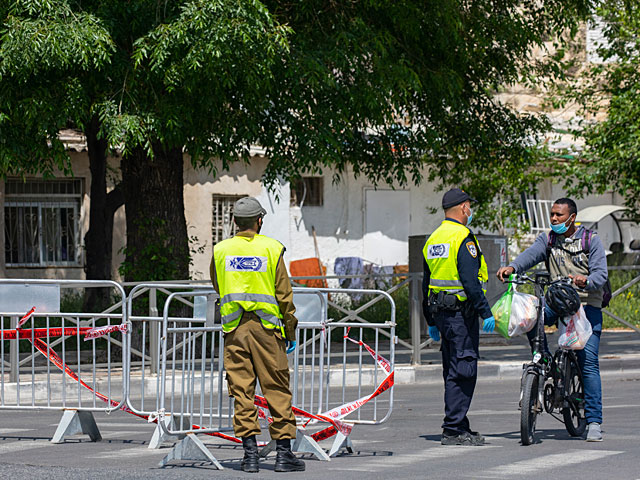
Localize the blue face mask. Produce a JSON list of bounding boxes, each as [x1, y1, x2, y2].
[[550, 215, 574, 234], [465, 205, 473, 226]]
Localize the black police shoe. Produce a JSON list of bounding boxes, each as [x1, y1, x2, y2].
[[241, 436, 259, 473], [441, 430, 485, 446], [274, 439, 306, 472]]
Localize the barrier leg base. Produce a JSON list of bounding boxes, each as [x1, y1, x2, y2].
[[158, 433, 223, 469], [51, 410, 102, 444], [149, 416, 181, 449], [329, 431, 353, 457], [293, 431, 331, 461], [260, 429, 330, 462], [258, 439, 276, 458]]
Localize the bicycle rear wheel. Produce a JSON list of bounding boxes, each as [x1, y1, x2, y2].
[[520, 372, 539, 445], [562, 353, 587, 437]]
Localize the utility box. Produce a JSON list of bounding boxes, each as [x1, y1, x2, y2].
[[409, 233, 509, 314]]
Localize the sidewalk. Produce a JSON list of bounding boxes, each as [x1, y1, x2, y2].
[[392, 330, 640, 384]]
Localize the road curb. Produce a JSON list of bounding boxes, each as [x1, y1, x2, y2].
[[396, 354, 640, 385]]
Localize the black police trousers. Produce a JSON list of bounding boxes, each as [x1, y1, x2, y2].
[[433, 308, 480, 434]]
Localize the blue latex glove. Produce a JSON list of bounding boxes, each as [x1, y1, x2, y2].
[[286, 340, 297, 354], [482, 316, 495, 333], [428, 326, 440, 342]]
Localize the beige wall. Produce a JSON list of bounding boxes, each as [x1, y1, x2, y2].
[[184, 156, 265, 280]]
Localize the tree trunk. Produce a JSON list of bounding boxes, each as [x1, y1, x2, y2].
[[83, 115, 124, 312], [120, 143, 189, 282]]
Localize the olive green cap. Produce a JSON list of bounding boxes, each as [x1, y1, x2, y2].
[[233, 197, 267, 218]]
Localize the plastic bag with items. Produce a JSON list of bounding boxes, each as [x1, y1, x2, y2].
[[491, 282, 539, 339], [508, 291, 539, 337], [558, 305, 592, 350], [491, 283, 513, 339]]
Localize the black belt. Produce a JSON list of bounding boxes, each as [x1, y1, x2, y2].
[[428, 291, 464, 313]]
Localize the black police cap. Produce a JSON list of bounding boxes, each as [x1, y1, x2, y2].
[[442, 188, 476, 209]]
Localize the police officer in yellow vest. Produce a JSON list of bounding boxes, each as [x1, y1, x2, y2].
[[210, 197, 304, 473], [422, 188, 495, 446]]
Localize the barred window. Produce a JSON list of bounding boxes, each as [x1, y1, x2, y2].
[[4, 178, 83, 267], [212, 195, 246, 246]]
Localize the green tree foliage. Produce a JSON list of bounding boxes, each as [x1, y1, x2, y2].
[[0, 0, 114, 175], [1, 0, 592, 281], [563, 1, 640, 214]]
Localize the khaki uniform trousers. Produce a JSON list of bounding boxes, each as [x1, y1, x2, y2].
[[224, 314, 296, 439]]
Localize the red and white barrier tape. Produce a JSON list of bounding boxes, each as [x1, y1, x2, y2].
[[16, 307, 36, 328], [16, 307, 393, 446], [84, 323, 129, 341], [1, 328, 92, 340]]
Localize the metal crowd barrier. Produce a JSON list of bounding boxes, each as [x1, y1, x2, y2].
[[0, 279, 396, 466], [124, 283, 216, 448], [289, 287, 396, 458], [153, 289, 229, 467], [0, 279, 127, 443], [154, 286, 395, 468]]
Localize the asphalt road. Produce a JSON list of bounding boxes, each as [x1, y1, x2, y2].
[[0, 372, 639, 479]]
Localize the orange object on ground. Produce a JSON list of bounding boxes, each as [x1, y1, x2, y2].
[[289, 257, 328, 288], [393, 264, 409, 282]]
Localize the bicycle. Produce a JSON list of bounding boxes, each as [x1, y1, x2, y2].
[[507, 273, 587, 445]]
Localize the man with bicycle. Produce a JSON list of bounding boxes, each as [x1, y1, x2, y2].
[[497, 198, 608, 442]]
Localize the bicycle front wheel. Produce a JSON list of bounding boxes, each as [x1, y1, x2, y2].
[[520, 372, 539, 445], [562, 353, 587, 437]]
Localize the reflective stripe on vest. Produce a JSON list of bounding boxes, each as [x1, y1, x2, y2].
[[220, 293, 279, 307], [214, 234, 285, 336], [423, 220, 489, 301]]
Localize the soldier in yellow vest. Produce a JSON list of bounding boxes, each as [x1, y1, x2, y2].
[[210, 197, 304, 473], [422, 188, 495, 446]]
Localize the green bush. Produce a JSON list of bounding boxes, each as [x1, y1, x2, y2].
[[328, 283, 410, 340], [605, 270, 640, 329]]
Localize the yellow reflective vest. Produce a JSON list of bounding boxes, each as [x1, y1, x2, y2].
[[423, 220, 488, 301], [214, 234, 285, 336]]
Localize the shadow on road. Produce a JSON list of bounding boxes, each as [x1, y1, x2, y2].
[[419, 428, 584, 445]]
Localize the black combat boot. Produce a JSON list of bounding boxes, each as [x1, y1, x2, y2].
[[274, 439, 305, 472], [241, 436, 259, 473]]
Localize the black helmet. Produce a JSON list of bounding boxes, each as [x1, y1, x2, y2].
[[545, 282, 581, 316]]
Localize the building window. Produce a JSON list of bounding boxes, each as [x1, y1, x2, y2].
[[290, 177, 323, 207], [524, 197, 553, 234], [4, 178, 83, 267], [212, 195, 246, 245], [587, 16, 613, 64]]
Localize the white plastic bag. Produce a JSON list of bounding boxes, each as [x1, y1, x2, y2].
[[558, 305, 593, 350], [508, 291, 539, 337]]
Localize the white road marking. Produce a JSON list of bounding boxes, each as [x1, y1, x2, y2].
[[0, 428, 32, 435], [328, 467, 378, 473], [365, 445, 501, 467], [86, 446, 168, 459], [473, 449, 623, 478], [0, 440, 54, 455], [48, 422, 154, 428], [100, 430, 147, 439]]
